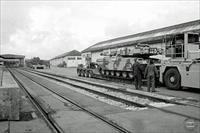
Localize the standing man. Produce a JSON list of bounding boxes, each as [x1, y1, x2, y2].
[[144, 59, 159, 92], [132, 58, 143, 90]]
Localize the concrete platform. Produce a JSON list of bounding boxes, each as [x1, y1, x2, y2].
[[1, 69, 18, 88], [106, 107, 200, 133], [0, 68, 20, 121], [0, 68, 53, 133]]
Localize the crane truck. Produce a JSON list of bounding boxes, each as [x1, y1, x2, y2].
[[159, 32, 200, 89]]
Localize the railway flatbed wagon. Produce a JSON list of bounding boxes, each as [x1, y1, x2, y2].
[[77, 46, 161, 80]]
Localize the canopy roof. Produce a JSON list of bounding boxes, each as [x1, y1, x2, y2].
[[0, 54, 25, 59], [82, 19, 200, 53], [51, 50, 81, 60]]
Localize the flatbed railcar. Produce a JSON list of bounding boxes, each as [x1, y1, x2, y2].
[[77, 45, 160, 82]]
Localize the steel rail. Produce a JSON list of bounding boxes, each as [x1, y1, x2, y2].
[[9, 69, 65, 133], [14, 69, 133, 133], [19, 68, 200, 121], [21, 70, 146, 107]]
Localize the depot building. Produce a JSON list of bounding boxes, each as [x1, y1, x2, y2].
[[50, 50, 82, 67], [81, 20, 200, 64], [0, 54, 25, 67]]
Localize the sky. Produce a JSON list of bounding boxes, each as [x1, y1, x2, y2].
[[0, 1, 199, 60]]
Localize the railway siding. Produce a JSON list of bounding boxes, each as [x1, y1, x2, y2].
[[39, 67, 200, 101], [27, 68, 199, 108], [11, 69, 130, 133], [16, 68, 200, 133]]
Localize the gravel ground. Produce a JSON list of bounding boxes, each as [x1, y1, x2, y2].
[[29, 69, 175, 110]]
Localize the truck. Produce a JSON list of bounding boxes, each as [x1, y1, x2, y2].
[[77, 32, 200, 90], [159, 32, 200, 89]]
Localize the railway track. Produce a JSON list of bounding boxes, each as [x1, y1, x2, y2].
[[10, 68, 133, 133], [19, 68, 200, 121], [23, 68, 200, 108], [9, 69, 65, 133], [78, 72, 200, 103]]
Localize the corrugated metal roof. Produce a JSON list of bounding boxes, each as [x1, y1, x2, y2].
[[51, 50, 81, 60], [0, 54, 25, 59], [82, 19, 200, 53]]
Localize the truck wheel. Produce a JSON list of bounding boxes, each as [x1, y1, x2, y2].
[[77, 70, 81, 76], [128, 72, 134, 79], [122, 72, 127, 78], [88, 71, 93, 78], [99, 68, 103, 74], [103, 70, 106, 75], [79, 70, 82, 77], [164, 68, 181, 90], [82, 71, 85, 77], [106, 70, 110, 76], [116, 71, 121, 77], [110, 71, 115, 76], [84, 71, 88, 77]]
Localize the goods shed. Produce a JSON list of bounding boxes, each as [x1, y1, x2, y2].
[[0, 54, 25, 67], [82, 19, 200, 63], [50, 50, 82, 67]]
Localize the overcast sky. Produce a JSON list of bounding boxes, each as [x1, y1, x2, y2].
[[1, 1, 199, 60]]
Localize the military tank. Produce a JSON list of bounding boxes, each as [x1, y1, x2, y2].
[[97, 55, 145, 79], [77, 44, 160, 79]]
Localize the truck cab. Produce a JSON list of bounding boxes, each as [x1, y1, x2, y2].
[[160, 32, 200, 89]]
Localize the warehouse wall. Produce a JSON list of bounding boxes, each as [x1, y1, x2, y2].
[[50, 56, 82, 67]]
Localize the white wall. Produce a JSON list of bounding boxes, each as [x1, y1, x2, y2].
[[50, 56, 82, 67]]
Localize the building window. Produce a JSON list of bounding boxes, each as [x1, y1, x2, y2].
[[68, 57, 75, 60], [77, 57, 82, 60]]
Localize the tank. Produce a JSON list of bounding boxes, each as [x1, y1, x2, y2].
[[77, 44, 160, 79], [97, 55, 147, 79]]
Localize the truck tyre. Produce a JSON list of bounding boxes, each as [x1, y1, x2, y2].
[[77, 70, 81, 76], [103, 70, 106, 75], [110, 71, 115, 76], [122, 72, 127, 78], [88, 71, 93, 78], [82, 71, 85, 77], [116, 71, 121, 77], [79, 70, 82, 77], [84, 71, 88, 77], [106, 70, 110, 76], [128, 72, 134, 79], [164, 68, 181, 90]]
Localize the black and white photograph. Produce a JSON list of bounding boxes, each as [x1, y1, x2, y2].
[[0, 0, 200, 133]]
